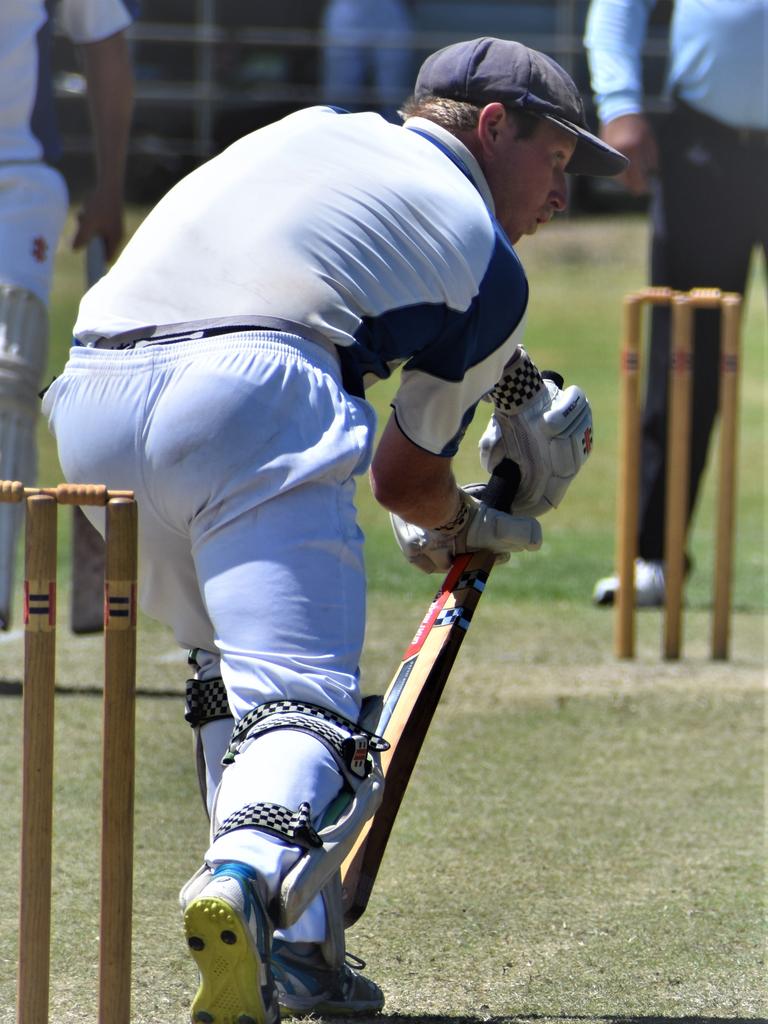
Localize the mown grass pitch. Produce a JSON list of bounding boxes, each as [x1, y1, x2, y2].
[[0, 211, 764, 1022]]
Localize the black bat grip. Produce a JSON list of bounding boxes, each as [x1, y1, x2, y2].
[[541, 370, 564, 389], [480, 457, 521, 511], [479, 370, 564, 511]]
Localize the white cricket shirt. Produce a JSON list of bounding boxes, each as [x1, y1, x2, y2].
[[75, 107, 531, 456]]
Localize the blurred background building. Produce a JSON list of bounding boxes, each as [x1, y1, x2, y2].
[[52, 0, 673, 210]]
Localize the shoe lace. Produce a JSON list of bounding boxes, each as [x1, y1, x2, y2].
[[345, 951, 366, 971]]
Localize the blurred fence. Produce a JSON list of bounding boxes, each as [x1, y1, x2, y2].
[[53, 0, 671, 205]]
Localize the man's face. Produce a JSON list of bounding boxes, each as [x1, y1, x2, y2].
[[479, 110, 576, 244]]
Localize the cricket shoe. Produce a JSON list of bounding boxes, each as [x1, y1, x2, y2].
[[272, 940, 384, 1017], [593, 558, 665, 608], [184, 861, 279, 1024]]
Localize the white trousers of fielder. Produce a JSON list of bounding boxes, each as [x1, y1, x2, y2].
[[0, 162, 68, 627], [43, 330, 377, 941]]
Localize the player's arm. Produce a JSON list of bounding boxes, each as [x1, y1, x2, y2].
[[73, 30, 135, 258], [583, 0, 657, 194], [369, 415, 461, 528]]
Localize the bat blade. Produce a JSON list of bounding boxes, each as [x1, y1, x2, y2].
[[340, 455, 523, 928], [341, 547, 497, 927]]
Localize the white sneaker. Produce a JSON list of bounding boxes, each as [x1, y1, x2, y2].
[[593, 558, 665, 608]]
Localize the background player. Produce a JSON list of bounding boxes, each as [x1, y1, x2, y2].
[[320, 0, 415, 121], [0, 0, 134, 628]]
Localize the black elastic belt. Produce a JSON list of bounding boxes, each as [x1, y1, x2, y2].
[[79, 322, 367, 398], [88, 323, 270, 350]]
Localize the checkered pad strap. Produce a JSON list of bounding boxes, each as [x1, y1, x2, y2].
[[214, 800, 322, 849], [184, 676, 231, 727], [223, 700, 389, 778], [486, 350, 544, 413]]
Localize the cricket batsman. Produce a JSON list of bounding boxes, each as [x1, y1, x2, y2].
[[42, 37, 626, 1023]]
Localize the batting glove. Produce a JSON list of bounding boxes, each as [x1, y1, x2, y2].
[[478, 348, 593, 517], [391, 488, 542, 574]]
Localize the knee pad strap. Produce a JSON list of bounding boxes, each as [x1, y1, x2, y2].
[[214, 800, 322, 849], [224, 699, 389, 786], [184, 676, 231, 727]]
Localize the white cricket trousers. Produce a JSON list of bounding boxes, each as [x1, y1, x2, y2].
[[43, 330, 377, 940]]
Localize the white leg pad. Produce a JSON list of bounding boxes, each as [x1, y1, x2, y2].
[[276, 762, 384, 929], [0, 286, 48, 624]]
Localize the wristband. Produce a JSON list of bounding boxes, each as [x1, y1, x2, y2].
[[432, 494, 471, 534]]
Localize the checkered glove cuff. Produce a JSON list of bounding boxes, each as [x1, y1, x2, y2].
[[485, 348, 544, 413], [214, 800, 322, 849], [184, 676, 231, 727]]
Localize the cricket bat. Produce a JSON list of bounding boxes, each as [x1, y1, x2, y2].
[[341, 457, 521, 927], [70, 237, 108, 634]]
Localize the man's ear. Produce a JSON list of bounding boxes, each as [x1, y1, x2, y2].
[[476, 102, 508, 156]]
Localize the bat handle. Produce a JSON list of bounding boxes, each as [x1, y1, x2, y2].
[[86, 236, 107, 288], [480, 458, 521, 511], [479, 370, 565, 512], [541, 370, 564, 389]]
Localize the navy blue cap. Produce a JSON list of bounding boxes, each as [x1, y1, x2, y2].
[[414, 37, 628, 177]]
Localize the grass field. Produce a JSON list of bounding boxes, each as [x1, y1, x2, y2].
[[0, 210, 765, 1023]]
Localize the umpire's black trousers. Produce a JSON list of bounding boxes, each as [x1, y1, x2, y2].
[[638, 100, 768, 562]]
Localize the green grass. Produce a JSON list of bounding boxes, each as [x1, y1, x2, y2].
[[32, 208, 768, 620], [0, 210, 764, 1021], [0, 648, 763, 1021]]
